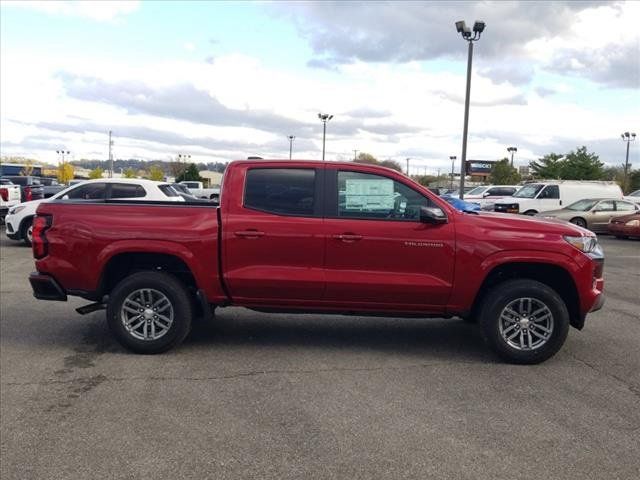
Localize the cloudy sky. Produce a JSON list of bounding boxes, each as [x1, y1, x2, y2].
[[1, 0, 638, 174]]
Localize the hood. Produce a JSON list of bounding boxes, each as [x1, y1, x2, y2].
[[463, 211, 592, 237], [11, 198, 46, 214]]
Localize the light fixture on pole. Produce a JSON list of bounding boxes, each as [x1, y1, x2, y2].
[[318, 113, 333, 161], [449, 156, 457, 190], [621, 132, 636, 193], [455, 19, 485, 199], [287, 135, 295, 160], [507, 146, 517, 167]]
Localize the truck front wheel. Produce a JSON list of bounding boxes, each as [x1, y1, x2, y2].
[[479, 279, 569, 364], [107, 271, 193, 354]]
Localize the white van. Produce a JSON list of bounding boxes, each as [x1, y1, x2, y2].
[[494, 180, 623, 215]]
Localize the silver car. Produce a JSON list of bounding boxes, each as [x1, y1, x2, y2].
[[536, 198, 639, 232]]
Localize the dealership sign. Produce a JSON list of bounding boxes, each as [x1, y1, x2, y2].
[[466, 160, 496, 175]]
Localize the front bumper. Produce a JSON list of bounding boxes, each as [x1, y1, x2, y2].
[[29, 272, 67, 301]]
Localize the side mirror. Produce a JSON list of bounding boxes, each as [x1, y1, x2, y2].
[[483, 192, 491, 197], [420, 206, 447, 224], [61, 195, 69, 200]]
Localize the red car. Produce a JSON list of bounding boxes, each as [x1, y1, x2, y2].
[[608, 212, 640, 239], [29, 160, 605, 364]]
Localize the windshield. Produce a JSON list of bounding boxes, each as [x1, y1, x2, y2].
[[466, 186, 488, 195], [513, 184, 544, 198], [629, 190, 640, 197], [566, 199, 599, 211]]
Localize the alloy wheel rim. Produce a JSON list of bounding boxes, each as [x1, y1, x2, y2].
[[120, 288, 174, 341], [498, 297, 554, 351]]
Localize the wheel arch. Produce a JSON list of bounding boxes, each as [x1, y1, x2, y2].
[[470, 261, 582, 330]]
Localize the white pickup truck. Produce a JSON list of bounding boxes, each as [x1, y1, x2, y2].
[[179, 181, 220, 202], [0, 178, 21, 223]]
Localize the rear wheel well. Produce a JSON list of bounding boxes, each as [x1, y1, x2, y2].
[[471, 262, 581, 329], [100, 253, 197, 299]]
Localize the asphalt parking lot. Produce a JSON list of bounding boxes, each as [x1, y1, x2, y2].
[[1, 229, 639, 480]]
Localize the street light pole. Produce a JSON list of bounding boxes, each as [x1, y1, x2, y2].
[[507, 146, 517, 167], [353, 149, 358, 161], [455, 20, 485, 199], [108, 130, 114, 178], [621, 132, 636, 193], [406, 158, 411, 176], [288, 135, 295, 160], [318, 113, 333, 161], [449, 156, 456, 190]]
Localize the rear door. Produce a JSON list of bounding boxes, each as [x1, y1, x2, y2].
[[322, 168, 455, 310], [222, 166, 325, 302], [590, 200, 616, 231]]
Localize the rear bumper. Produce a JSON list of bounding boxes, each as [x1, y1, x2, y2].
[[29, 272, 67, 301]]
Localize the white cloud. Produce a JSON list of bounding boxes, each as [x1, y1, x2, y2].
[[3, 1, 140, 22]]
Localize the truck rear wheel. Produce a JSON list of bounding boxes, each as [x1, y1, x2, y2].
[[479, 279, 569, 364], [107, 271, 192, 354]]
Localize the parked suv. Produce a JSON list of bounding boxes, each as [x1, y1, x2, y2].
[[0, 176, 44, 202]]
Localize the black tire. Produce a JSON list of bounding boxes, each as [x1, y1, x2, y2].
[[479, 279, 569, 364], [570, 217, 587, 229], [106, 271, 193, 354], [20, 217, 33, 246], [523, 210, 538, 216]]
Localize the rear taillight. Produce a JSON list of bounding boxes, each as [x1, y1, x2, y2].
[[0, 187, 7, 202], [32, 215, 52, 259], [24, 186, 32, 202]]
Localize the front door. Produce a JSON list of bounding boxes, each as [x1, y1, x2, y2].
[[222, 166, 325, 303], [323, 169, 455, 311]]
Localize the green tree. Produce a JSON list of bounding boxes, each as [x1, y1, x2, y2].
[[529, 153, 563, 179], [490, 158, 521, 184], [123, 168, 136, 179], [629, 169, 640, 193], [413, 175, 439, 187], [176, 163, 202, 182], [379, 160, 403, 172], [88, 167, 104, 179], [559, 146, 605, 180], [354, 152, 379, 165], [147, 165, 164, 181]]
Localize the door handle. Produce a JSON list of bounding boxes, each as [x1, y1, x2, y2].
[[234, 230, 265, 238], [333, 233, 363, 242]]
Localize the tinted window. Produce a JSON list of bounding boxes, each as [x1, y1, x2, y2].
[[338, 171, 432, 221], [110, 183, 146, 199], [5, 177, 27, 186], [488, 187, 516, 196], [66, 183, 106, 200], [244, 168, 315, 216], [182, 182, 200, 189], [616, 201, 636, 211], [538, 185, 559, 199]]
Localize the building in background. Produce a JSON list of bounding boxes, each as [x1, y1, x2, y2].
[[199, 170, 224, 188]]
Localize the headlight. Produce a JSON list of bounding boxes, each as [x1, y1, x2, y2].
[[564, 235, 599, 253], [625, 219, 640, 227], [8, 205, 25, 215]]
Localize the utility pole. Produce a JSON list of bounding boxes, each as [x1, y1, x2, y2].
[[406, 158, 411, 176], [507, 146, 517, 167], [621, 132, 636, 193], [108, 130, 113, 178], [455, 20, 485, 199], [353, 149, 358, 161], [288, 135, 295, 160], [449, 156, 457, 190], [318, 113, 333, 161]]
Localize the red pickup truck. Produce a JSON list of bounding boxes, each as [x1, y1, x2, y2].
[[29, 160, 604, 363]]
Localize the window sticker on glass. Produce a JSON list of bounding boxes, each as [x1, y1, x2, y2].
[[344, 178, 395, 211]]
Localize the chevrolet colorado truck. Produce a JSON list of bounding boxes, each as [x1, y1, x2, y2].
[[29, 160, 605, 363]]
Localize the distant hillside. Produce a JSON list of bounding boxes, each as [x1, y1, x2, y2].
[[70, 159, 228, 173]]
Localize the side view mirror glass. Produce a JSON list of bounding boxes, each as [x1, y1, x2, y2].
[[62, 194, 69, 200], [483, 192, 491, 197], [420, 206, 447, 224]]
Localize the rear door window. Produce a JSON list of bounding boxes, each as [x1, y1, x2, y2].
[[110, 183, 146, 199], [66, 183, 106, 200], [244, 168, 316, 216], [616, 201, 637, 212]]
